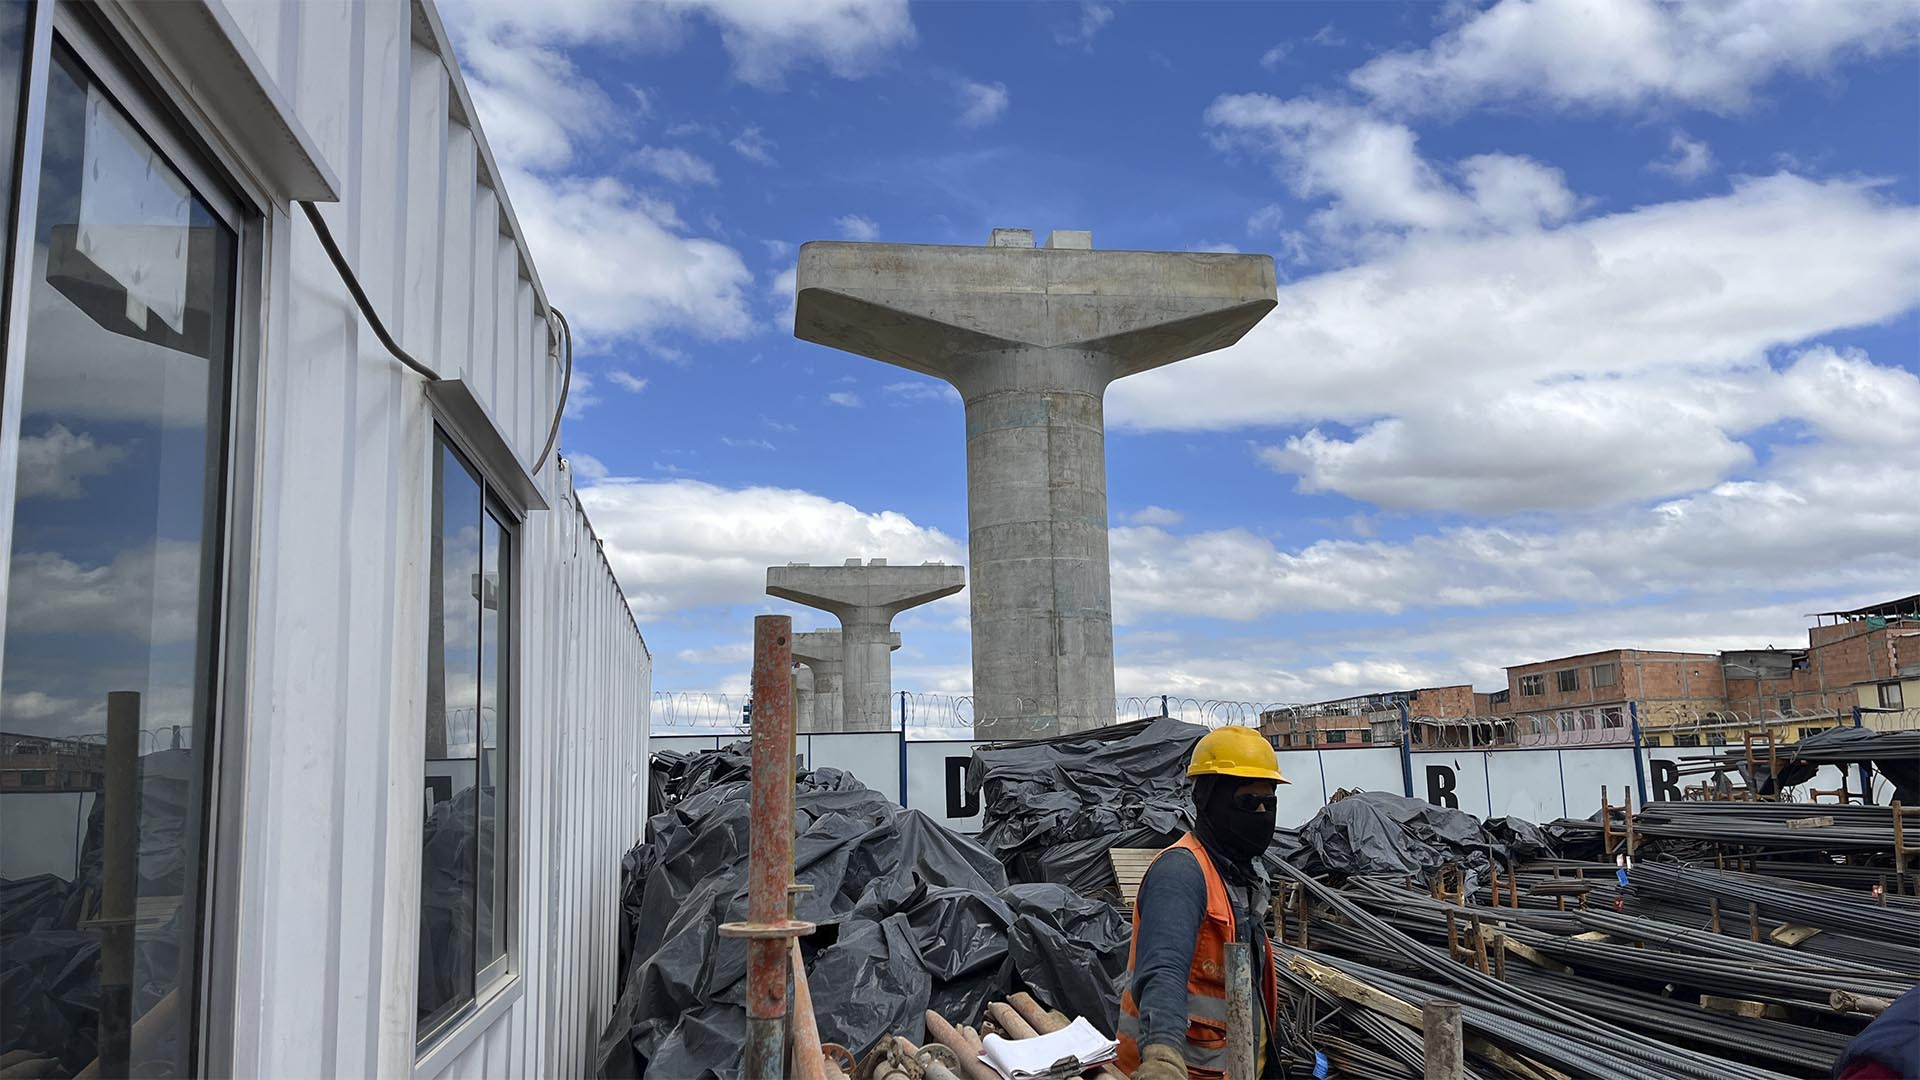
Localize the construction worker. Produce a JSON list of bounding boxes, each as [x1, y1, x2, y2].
[[1117, 726, 1286, 1079]]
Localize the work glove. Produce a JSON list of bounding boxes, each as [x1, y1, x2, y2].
[[1132, 1042, 1187, 1080]]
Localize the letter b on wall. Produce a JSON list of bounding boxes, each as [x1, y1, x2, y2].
[[1426, 764, 1458, 808], [1650, 759, 1681, 803]]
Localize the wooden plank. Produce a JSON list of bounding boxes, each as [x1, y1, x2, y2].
[[1786, 816, 1835, 829], [1285, 955, 1422, 1028]]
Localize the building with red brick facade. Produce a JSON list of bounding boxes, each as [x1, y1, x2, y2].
[[1259, 685, 1477, 749]]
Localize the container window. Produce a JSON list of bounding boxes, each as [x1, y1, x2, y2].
[[0, 40, 238, 1080], [418, 432, 514, 1046]]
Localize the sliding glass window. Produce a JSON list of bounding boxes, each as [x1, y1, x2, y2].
[[419, 432, 513, 1045], [0, 32, 238, 1080]]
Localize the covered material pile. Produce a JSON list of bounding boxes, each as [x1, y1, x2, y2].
[[967, 717, 1306, 897], [968, 718, 1206, 897], [598, 761, 1131, 1078], [1272, 798, 1920, 1079], [1297, 790, 1544, 889]]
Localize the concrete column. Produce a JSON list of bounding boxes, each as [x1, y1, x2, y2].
[[768, 561, 964, 732], [795, 231, 1274, 738], [793, 663, 815, 733], [790, 627, 905, 733]]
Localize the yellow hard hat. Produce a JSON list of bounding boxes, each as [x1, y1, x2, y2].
[[1188, 725, 1289, 784]]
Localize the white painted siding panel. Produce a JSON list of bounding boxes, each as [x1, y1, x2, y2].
[[176, 5, 654, 1080]]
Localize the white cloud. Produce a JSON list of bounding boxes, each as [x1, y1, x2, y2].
[[507, 168, 755, 344], [1125, 506, 1184, 527], [443, 0, 914, 91], [6, 541, 204, 644], [1206, 94, 1577, 244], [564, 370, 602, 418], [574, 478, 964, 618], [1056, 2, 1114, 48], [630, 145, 719, 185], [883, 380, 961, 404], [835, 214, 880, 241], [608, 370, 650, 393], [1111, 439, 1920, 626], [770, 265, 799, 331], [1246, 203, 1287, 234], [677, 642, 753, 665], [721, 436, 776, 450], [826, 391, 863, 407], [1259, 43, 1293, 70], [1189, 241, 1240, 253], [730, 126, 777, 164], [1651, 130, 1716, 181], [1261, 346, 1920, 513], [454, 33, 612, 172], [444, 7, 760, 346], [1349, 0, 1920, 115], [955, 79, 1010, 128], [682, 0, 915, 87], [568, 452, 609, 481], [16, 425, 125, 500], [1110, 175, 1920, 457]]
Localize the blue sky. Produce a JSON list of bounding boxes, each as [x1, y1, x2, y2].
[[443, 0, 1920, 718]]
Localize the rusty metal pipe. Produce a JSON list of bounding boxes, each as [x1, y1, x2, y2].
[[789, 938, 827, 1080], [718, 617, 813, 1080], [98, 692, 140, 1080], [1007, 992, 1062, 1033], [986, 1001, 1038, 1039], [924, 1010, 1000, 1080]]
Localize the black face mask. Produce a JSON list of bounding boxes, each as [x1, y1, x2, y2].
[[1192, 774, 1277, 867]]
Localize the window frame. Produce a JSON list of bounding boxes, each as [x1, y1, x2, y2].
[[1879, 682, 1904, 710], [0, 9, 264, 1077], [1556, 668, 1580, 693], [415, 423, 522, 1055], [1590, 662, 1617, 688], [1518, 673, 1545, 697]]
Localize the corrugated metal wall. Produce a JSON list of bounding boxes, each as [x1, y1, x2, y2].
[[202, 2, 650, 1077]]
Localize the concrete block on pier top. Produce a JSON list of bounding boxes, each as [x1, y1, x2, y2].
[[793, 230, 1275, 739]]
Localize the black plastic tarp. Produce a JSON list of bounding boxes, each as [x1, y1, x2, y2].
[[597, 753, 1142, 1080], [599, 767, 1013, 1078], [1298, 790, 1515, 885], [969, 718, 1207, 898]]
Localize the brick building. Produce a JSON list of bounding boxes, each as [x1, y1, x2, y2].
[[1260, 686, 1476, 749], [1806, 594, 1919, 728], [1488, 649, 1721, 745]]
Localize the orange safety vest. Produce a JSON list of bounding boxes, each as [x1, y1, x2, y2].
[[1114, 833, 1279, 1078]]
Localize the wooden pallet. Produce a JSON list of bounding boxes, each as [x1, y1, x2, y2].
[[1108, 847, 1165, 911]]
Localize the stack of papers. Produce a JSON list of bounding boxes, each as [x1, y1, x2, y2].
[[979, 1017, 1119, 1080]]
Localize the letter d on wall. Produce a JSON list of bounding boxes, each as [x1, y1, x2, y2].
[[945, 756, 980, 819]]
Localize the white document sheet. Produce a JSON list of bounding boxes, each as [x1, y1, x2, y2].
[[979, 1017, 1119, 1080]]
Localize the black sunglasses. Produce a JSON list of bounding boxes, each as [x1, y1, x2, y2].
[[1232, 792, 1277, 813]]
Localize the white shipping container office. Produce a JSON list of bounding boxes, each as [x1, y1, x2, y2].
[[0, 2, 651, 1078]]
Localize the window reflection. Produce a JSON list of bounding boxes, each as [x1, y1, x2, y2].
[[0, 43, 235, 1080], [419, 438, 512, 1040]]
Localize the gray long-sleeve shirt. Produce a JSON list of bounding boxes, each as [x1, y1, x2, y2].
[[1130, 847, 1272, 1066]]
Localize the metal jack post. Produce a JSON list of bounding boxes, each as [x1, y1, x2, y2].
[[720, 616, 816, 1080]]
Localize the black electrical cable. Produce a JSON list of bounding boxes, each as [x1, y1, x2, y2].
[[300, 199, 577, 481], [534, 305, 573, 474], [297, 201, 438, 381]]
